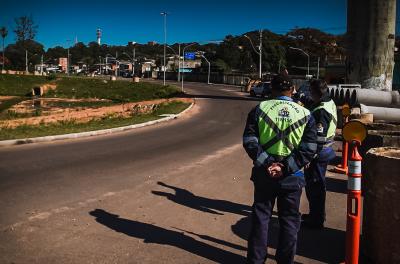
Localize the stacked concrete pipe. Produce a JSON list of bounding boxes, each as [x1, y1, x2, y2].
[[350, 89, 400, 108], [360, 104, 400, 122]]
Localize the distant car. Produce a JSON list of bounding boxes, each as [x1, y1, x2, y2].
[[250, 82, 271, 98], [121, 71, 133, 78]]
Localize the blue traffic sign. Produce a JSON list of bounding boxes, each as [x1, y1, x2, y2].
[[184, 52, 196, 60]]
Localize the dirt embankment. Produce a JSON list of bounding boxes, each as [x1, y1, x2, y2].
[[0, 98, 193, 129]]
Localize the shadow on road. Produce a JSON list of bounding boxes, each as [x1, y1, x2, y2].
[[232, 215, 345, 263], [152, 181, 252, 216], [89, 209, 246, 263]]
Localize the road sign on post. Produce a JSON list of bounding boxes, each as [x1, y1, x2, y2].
[[184, 52, 195, 60]]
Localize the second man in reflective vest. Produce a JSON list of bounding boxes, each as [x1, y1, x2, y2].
[[301, 79, 337, 229]]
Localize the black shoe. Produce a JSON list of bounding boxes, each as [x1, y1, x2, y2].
[[301, 218, 324, 229]]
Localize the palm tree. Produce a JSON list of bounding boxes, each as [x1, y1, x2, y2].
[[0, 26, 8, 71]]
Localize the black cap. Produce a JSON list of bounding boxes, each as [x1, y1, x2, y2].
[[271, 74, 293, 91]]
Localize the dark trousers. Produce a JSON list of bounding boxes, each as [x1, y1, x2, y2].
[[303, 148, 335, 224], [247, 177, 302, 264]]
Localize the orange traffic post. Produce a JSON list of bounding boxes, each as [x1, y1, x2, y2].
[[334, 104, 350, 174], [345, 140, 362, 264]]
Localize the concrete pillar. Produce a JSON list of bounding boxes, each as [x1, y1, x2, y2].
[[363, 147, 400, 263], [346, 0, 396, 91]]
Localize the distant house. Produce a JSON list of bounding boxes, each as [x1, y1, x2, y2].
[[59, 57, 68, 72]]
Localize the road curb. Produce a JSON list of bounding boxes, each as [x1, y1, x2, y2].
[[0, 102, 194, 147]]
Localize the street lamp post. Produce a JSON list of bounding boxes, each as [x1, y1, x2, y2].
[[289, 47, 310, 77], [41, 54, 44, 75], [66, 39, 71, 76], [25, 50, 28, 74], [122, 52, 136, 77], [166, 45, 180, 82], [178, 44, 181, 82], [244, 30, 262, 79], [105, 54, 114, 75], [160, 12, 168, 86], [181, 43, 196, 93], [200, 53, 211, 84]]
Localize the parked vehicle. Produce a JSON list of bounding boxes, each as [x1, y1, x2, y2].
[[250, 82, 271, 98]]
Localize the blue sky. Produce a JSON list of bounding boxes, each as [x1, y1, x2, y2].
[[0, 0, 395, 49]]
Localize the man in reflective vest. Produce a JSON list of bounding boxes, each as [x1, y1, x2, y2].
[[243, 74, 317, 264], [301, 79, 337, 229]]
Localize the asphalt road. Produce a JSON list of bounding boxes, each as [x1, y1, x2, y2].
[[0, 81, 347, 263]]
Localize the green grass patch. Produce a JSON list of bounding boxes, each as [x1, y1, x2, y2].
[[0, 101, 191, 140], [45, 78, 181, 102], [0, 75, 49, 96]]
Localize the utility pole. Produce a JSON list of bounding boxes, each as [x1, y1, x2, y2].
[[317, 57, 320, 79], [244, 31, 262, 79], [160, 12, 168, 86], [133, 48, 136, 76], [41, 54, 43, 75], [259, 30, 262, 79], [115, 51, 118, 77], [25, 50, 28, 74], [178, 44, 181, 82]]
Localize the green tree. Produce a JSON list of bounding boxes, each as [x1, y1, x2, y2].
[[5, 40, 44, 71]]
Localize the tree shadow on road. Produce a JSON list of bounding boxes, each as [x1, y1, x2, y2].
[[232, 215, 345, 263], [89, 209, 246, 263], [152, 181, 252, 216]]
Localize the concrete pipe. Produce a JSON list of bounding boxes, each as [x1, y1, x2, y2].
[[330, 87, 336, 100], [350, 89, 400, 108], [334, 88, 342, 105], [363, 147, 400, 263], [339, 88, 346, 105], [360, 104, 400, 122], [345, 88, 357, 105]]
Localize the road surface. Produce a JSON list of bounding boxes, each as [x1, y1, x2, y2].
[[0, 81, 347, 263]]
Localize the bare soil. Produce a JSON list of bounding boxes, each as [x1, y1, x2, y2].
[[0, 98, 193, 128]]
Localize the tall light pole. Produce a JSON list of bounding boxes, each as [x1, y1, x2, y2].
[[122, 52, 135, 77], [181, 43, 196, 93], [178, 44, 181, 82], [200, 52, 211, 84], [66, 39, 71, 75], [160, 12, 168, 86], [41, 54, 44, 75], [244, 30, 262, 79], [25, 50, 28, 74], [289, 47, 310, 77], [166, 45, 180, 82]]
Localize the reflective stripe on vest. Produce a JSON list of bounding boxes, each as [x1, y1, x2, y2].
[[258, 99, 310, 157], [312, 99, 337, 140]]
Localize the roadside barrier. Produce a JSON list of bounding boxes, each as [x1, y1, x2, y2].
[[334, 103, 351, 174], [342, 120, 367, 264]]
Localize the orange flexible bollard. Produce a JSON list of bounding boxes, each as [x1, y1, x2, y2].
[[345, 141, 362, 264], [334, 114, 349, 174]]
